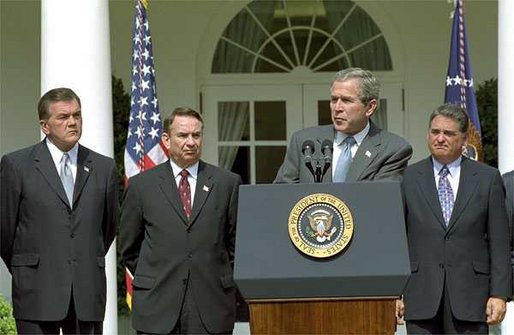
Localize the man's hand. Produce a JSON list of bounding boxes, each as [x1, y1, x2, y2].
[[486, 297, 507, 325], [396, 299, 405, 325]]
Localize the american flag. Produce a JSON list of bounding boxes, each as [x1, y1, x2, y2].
[[124, 0, 168, 310], [444, 0, 482, 161]]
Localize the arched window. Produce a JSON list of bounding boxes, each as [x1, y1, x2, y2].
[[212, 0, 392, 73]]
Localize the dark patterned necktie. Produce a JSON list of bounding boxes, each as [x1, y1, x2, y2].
[[334, 136, 356, 182], [60, 152, 74, 207], [179, 169, 192, 219], [438, 165, 454, 226]]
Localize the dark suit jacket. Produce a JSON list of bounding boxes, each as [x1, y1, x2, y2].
[[401, 156, 512, 321], [0, 140, 119, 321], [273, 121, 412, 183], [119, 160, 241, 334]]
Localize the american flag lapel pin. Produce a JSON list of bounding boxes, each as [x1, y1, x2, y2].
[[84, 166, 90, 173], [203, 185, 209, 192], [365, 151, 372, 158]]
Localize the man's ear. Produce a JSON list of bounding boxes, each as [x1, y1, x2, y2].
[[365, 99, 378, 118], [40, 120, 50, 135], [161, 132, 170, 150]]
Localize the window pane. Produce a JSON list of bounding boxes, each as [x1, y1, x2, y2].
[[317, 100, 331, 125], [255, 146, 286, 183], [255, 101, 286, 140], [217, 101, 249, 141]]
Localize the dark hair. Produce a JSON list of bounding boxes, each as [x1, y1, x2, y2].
[[38, 87, 81, 120], [163, 107, 204, 133], [429, 103, 469, 133], [332, 67, 380, 105]]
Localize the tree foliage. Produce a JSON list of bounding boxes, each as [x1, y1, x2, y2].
[[476, 78, 498, 167], [111, 75, 130, 315], [0, 295, 16, 334]]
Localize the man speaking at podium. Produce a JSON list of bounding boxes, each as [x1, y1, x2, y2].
[[274, 67, 412, 184]]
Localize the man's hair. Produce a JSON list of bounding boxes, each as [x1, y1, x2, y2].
[[38, 87, 81, 120], [332, 67, 380, 105], [163, 107, 204, 133], [429, 103, 469, 133]]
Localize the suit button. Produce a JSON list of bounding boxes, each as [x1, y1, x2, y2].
[[445, 236, 450, 241], [70, 233, 75, 238], [182, 278, 187, 285], [188, 253, 193, 258]]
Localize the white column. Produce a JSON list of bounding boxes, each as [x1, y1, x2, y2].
[[499, 0, 514, 333], [498, 0, 514, 174], [41, 1, 117, 334]]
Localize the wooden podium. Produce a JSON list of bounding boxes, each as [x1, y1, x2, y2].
[[248, 298, 396, 334], [235, 183, 410, 335]]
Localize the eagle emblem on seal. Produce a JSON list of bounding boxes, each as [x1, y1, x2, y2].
[[307, 209, 337, 242]]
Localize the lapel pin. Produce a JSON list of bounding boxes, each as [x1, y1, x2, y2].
[[84, 166, 90, 173], [203, 185, 209, 192], [365, 151, 372, 158]]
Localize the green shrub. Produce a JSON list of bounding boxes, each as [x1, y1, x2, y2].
[[0, 295, 16, 334]]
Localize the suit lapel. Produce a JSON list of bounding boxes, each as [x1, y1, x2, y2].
[[190, 161, 213, 224], [34, 141, 70, 207], [73, 145, 92, 207], [447, 157, 477, 230], [157, 162, 189, 224], [346, 121, 381, 182], [415, 158, 447, 229]]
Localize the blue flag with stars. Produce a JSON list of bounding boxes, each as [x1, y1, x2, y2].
[[444, 0, 482, 161]]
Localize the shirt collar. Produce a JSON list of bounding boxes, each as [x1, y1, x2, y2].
[[334, 122, 370, 146], [45, 137, 79, 166], [431, 156, 462, 177], [169, 160, 199, 179]]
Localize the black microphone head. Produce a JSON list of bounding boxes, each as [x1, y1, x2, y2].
[[321, 139, 333, 155], [301, 140, 315, 155], [321, 139, 332, 164]]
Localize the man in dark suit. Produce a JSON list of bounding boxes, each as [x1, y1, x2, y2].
[[274, 67, 412, 183], [0, 87, 119, 334], [397, 104, 511, 334], [120, 107, 241, 334]]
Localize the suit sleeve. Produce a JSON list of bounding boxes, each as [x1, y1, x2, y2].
[[489, 171, 513, 299], [102, 160, 119, 252], [372, 138, 413, 182], [274, 132, 301, 184], [119, 179, 145, 275], [0, 155, 21, 272], [226, 175, 242, 266]]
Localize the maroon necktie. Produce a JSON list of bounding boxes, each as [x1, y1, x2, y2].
[[179, 169, 192, 219]]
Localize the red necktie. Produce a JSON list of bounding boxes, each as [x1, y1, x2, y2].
[[179, 169, 192, 219]]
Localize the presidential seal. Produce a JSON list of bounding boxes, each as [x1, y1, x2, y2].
[[288, 193, 354, 258]]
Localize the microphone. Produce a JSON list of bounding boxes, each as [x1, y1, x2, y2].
[[301, 140, 316, 180], [321, 139, 333, 180], [321, 139, 333, 164]]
